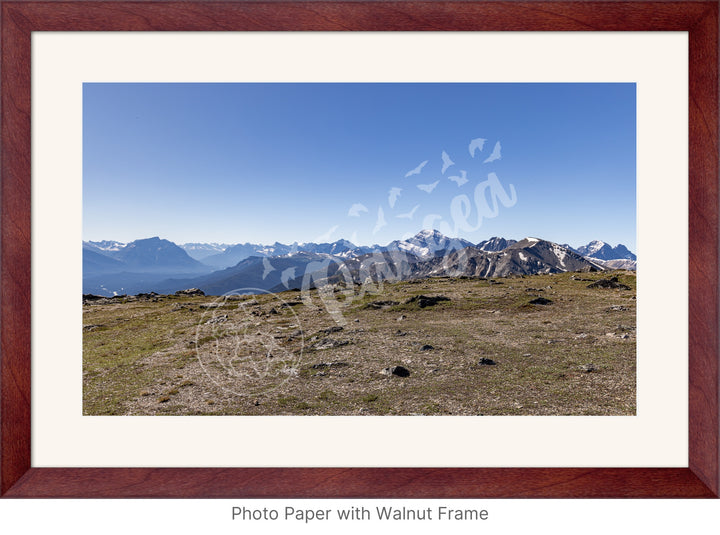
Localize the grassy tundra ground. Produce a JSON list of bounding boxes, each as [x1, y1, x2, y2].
[[83, 271, 636, 416]]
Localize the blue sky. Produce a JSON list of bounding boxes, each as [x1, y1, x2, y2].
[[83, 83, 636, 250]]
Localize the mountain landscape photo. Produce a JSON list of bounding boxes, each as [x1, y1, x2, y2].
[[83, 82, 636, 416]]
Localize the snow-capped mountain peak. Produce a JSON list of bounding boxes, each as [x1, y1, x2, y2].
[[576, 240, 636, 261], [387, 230, 474, 258]]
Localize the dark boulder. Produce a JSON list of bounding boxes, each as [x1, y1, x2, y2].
[[405, 295, 451, 308], [384, 365, 410, 377], [175, 288, 205, 296], [587, 277, 631, 290]]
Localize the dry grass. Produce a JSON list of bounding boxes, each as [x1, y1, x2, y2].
[[83, 271, 636, 415]]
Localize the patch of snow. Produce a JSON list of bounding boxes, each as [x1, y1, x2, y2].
[[551, 244, 567, 268], [518, 252, 527, 262]]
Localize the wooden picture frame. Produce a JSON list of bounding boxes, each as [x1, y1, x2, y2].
[[1, 0, 717, 498]]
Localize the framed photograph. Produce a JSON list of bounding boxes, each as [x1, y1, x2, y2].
[[1, 1, 717, 498]]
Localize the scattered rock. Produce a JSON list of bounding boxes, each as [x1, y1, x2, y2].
[[253, 399, 260, 406], [383, 365, 410, 377], [83, 324, 103, 331], [175, 288, 205, 296], [288, 329, 304, 339], [525, 288, 544, 292], [587, 277, 631, 290], [205, 314, 228, 324], [364, 300, 399, 309], [607, 305, 629, 311], [478, 358, 497, 365], [419, 344, 434, 351], [580, 363, 596, 373], [397, 315, 406, 322], [354, 318, 360, 323], [395, 330, 408, 336], [311, 338, 349, 350], [319, 326, 343, 334], [311, 362, 349, 369], [489, 280, 504, 285], [404, 295, 451, 308], [522, 353, 531, 357], [529, 297, 553, 305]]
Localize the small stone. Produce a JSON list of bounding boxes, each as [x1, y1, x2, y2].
[[206, 314, 228, 324], [311, 338, 349, 350], [580, 364, 596, 373], [365, 300, 399, 309], [383, 365, 410, 377], [420, 344, 434, 351], [478, 358, 497, 365], [529, 297, 553, 305], [175, 288, 204, 296], [397, 315, 406, 322], [522, 353, 531, 357]]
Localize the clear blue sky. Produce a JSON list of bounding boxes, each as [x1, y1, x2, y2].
[[83, 83, 636, 250]]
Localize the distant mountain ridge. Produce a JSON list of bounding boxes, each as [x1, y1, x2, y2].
[[180, 242, 231, 261], [576, 240, 636, 261], [83, 237, 210, 276], [83, 231, 635, 296]]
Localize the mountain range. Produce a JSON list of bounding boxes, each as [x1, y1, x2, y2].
[[83, 231, 635, 296]]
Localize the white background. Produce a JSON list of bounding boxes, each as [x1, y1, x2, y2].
[[4, 31, 715, 532]]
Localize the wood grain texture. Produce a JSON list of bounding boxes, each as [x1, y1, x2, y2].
[[1, 0, 718, 498], [1, 2, 32, 497], [0, 1, 715, 31], [2, 467, 716, 498], [688, 0, 719, 497]]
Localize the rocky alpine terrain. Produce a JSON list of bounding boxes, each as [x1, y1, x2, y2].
[[83, 269, 636, 416]]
